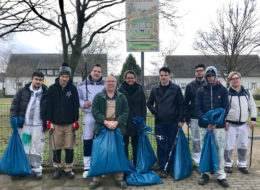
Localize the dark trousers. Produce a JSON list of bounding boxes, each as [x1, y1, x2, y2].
[[123, 135, 138, 165], [155, 122, 178, 171]]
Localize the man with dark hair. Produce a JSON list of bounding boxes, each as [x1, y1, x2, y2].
[[47, 62, 79, 179], [119, 70, 146, 165], [10, 71, 48, 179], [147, 66, 185, 178], [184, 64, 205, 167], [195, 66, 230, 187], [77, 63, 104, 178]]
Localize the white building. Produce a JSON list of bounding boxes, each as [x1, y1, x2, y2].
[[165, 55, 260, 94], [5, 54, 107, 96]]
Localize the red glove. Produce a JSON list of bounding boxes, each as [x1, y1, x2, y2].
[[72, 121, 79, 131], [47, 121, 53, 130]]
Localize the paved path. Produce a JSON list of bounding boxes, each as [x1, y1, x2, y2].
[[1, 127, 260, 190]]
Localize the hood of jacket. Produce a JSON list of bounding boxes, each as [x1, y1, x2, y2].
[[205, 66, 218, 86]]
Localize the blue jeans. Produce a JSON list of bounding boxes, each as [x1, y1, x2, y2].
[[155, 122, 178, 171]]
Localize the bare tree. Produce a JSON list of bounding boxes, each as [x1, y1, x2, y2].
[[1, 0, 180, 78], [194, 0, 260, 82], [0, 1, 47, 38]]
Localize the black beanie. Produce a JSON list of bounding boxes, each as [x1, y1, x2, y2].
[[59, 62, 71, 77]]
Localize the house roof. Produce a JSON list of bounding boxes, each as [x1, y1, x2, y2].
[[6, 53, 107, 77], [165, 55, 260, 78]]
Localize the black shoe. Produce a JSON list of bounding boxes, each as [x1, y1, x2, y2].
[[89, 181, 101, 189], [53, 168, 62, 179], [224, 166, 233, 173], [65, 171, 75, 179], [198, 173, 209, 185], [158, 171, 167, 178], [217, 179, 230, 187], [35, 172, 43, 179], [238, 167, 249, 174], [115, 180, 127, 189]]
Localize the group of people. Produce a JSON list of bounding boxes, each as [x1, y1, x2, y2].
[[10, 61, 257, 189]]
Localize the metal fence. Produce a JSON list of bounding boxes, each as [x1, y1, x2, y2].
[[0, 104, 157, 165]]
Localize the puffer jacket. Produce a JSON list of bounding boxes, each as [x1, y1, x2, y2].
[[195, 66, 229, 128], [10, 82, 48, 130], [226, 86, 257, 125]]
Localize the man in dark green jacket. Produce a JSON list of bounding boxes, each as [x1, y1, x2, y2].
[[90, 75, 129, 189]]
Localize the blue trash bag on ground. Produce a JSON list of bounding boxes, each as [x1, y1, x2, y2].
[[173, 128, 193, 181], [133, 117, 157, 172], [203, 108, 226, 125], [0, 117, 33, 176], [87, 126, 129, 178], [198, 130, 219, 173], [124, 160, 163, 186]]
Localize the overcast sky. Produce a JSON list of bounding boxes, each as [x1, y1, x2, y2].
[[10, 0, 260, 75]]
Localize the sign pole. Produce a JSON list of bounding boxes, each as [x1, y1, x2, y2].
[[141, 52, 144, 87]]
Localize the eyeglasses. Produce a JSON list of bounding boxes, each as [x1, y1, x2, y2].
[[195, 69, 204, 73], [230, 77, 240, 81], [106, 80, 116, 83], [126, 77, 135, 80]]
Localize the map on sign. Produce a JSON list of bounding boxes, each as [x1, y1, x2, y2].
[[126, 0, 159, 52]]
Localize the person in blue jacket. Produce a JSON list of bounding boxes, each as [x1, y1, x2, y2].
[[195, 66, 230, 187]]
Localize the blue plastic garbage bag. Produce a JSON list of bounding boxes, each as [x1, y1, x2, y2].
[[132, 117, 157, 172], [0, 117, 33, 176], [173, 128, 193, 181], [203, 108, 226, 125], [124, 160, 163, 186], [87, 126, 129, 178], [198, 130, 219, 173]]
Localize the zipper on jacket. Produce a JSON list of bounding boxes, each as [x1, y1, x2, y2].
[[210, 86, 213, 110], [238, 95, 241, 123]]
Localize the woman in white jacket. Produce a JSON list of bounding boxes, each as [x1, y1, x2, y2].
[[224, 71, 257, 174]]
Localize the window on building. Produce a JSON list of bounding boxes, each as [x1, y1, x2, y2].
[[47, 69, 54, 76], [55, 70, 59, 76]]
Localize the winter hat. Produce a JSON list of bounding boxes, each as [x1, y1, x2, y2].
[[205, 67, 216, 77], [59, 62, 71, 77], [228, 71, 241, 81]]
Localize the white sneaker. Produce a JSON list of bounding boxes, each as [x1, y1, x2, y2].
[[82, 170, 89, 178]]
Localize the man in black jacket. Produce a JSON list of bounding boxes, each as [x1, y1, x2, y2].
[[47, 63, 79, 179], [119, 70, 147, 165], [195, 66, 230, 187], [147, 67, 185, 178], [10, 71, 48, 179], [184, 64, 205, 167]]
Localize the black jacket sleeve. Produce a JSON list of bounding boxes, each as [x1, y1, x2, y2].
[[176, 86, 185, 122], [184, 84, 192, 123], [221, 86, 229, 118], [147, 88, 157, 116], [195, 88, 208, 128], [10, 89, 22, 118], [46, 86, 54, 122], [73, 86, 80, 121], [141, 87, 147, 122]]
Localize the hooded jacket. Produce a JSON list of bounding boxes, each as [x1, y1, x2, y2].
[[77, 75, 105, 113], [10, 82, 48, 130], [47, 78, 79, 125], [195, 66, 229, 128]]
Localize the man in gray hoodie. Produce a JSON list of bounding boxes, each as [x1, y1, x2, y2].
[[77, 64, 105, 178]]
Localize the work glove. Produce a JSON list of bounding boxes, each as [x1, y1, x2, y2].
[[72, 121, 79, 131], [47, 121, 53, 130]]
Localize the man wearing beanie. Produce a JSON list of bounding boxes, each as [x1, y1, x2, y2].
[[47, 62, 80, 179], [195, 66, 230, 187], [224, 72, 257, 174], [77, 64, 104, 178]]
